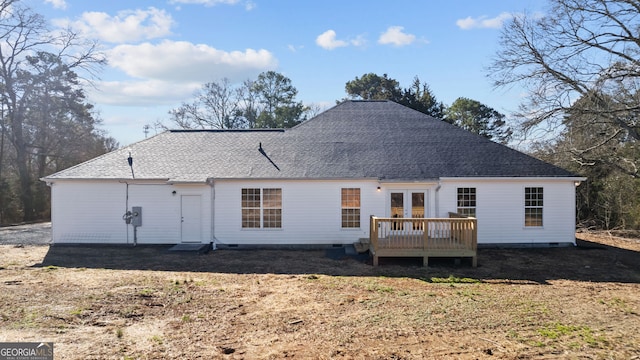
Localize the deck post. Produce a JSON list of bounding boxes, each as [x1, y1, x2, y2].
[[369, 216, 378, 249], [471, 218, 478, 267], [370, 216, 379, 266]]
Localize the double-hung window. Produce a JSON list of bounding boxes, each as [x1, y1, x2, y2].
[[457, 188, 476, 217], [341, 188, 361, 228], [524, 187, 543, 227], [241, 188, 282, 228]]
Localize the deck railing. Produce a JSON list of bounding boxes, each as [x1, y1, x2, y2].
[[369, 213, 477, 266]]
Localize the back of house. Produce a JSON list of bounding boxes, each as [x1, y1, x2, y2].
[[43, 100, 583, 247]]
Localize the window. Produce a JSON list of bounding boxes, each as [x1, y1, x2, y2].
[[241, 188, 261, 228], [525, 187, 543, 227], [457, 188, 476, 217], [341, 188, 360, 228], [262, 188, 282, 228], [241, 188, 282, 229]]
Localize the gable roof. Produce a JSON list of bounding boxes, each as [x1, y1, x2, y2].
[[45, 100, 578, 182]]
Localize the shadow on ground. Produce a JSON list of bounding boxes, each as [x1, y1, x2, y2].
[[35, 237, 640, 284]]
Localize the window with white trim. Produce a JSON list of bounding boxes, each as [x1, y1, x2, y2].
[[341, 188, 360, 228], [242, 188, 282, 228], [457, 187, 476, 217], [262, 188, 282, 228], [524, 187, 543, 227]]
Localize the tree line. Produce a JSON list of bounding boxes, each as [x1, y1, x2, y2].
[[490, 0, 640, 229], [0, 0, 117, 224], [164, 71, 513, 144]]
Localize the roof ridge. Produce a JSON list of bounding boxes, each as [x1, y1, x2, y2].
[[169, 129, 285, 133], [348, 99, 391, 102]]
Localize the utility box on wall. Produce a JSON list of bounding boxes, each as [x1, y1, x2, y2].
[[131, 206, 142, 226]]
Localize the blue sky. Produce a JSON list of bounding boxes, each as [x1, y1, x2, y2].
[[25, 0, 544, 146]]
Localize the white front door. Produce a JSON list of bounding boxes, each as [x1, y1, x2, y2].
[[181, 195, 202, 243], [389, 191, 428, 231]]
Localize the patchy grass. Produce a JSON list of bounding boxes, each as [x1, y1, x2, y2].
[[600, 297, 639, 315], [427, 275, 481, 283], [0, 231, 638, 359], [535, 323, 608, 349]]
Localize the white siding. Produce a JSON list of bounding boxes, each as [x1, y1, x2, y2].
[[50, 180, 211, 244], [213, 179, 383, 245], [438, 179, 577, 245], [51, 181, 127, 243], [50, 178, 577, 246]]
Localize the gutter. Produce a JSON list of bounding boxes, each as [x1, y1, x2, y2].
[[438, 176, 586, 182], [41, 177, 171, 183]]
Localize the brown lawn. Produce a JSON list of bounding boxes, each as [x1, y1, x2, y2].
[[0, 231, 639, 359]]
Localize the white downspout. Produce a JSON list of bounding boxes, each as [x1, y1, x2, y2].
[[435, 180, 441, 218], [208, 178, 217, 250]]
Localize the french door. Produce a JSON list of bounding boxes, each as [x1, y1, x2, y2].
[[389, 190, 427, 232]]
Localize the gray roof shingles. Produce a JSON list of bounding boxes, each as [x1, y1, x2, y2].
[[45, 100, 578, 182]]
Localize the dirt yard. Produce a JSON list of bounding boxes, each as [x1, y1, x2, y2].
[[0, 231, 639, 359]]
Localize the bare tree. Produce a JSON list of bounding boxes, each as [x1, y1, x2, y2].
[[0, 0, 107, 221], [167, 72, 309, 130], [237, 79, 260, 129], [168, 78, 244, 129], [489, 0, 640, 178]]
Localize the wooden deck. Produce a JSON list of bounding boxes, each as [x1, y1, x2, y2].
[[369, 213, 477, 267]]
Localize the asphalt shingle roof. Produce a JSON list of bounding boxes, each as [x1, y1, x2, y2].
[[45, 100, 578, 182]]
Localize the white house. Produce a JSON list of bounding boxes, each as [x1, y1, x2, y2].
[[43, 100, 583, 249]]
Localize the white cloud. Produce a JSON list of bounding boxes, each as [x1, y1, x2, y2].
[[316, 30, 348, 50], [53, 7, 174, 44], [456, 12, 513, 30], [87, 79, 201, 106], [350, 34, 367, 47], [315, 30, 366, 50], [169, 0, 255, 10], [44, 0, 67, 10], [108, 40, 277, 84], [169, 0, 240, 6], [378, 26, 416, 47], [287, 44, 304, 53]]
